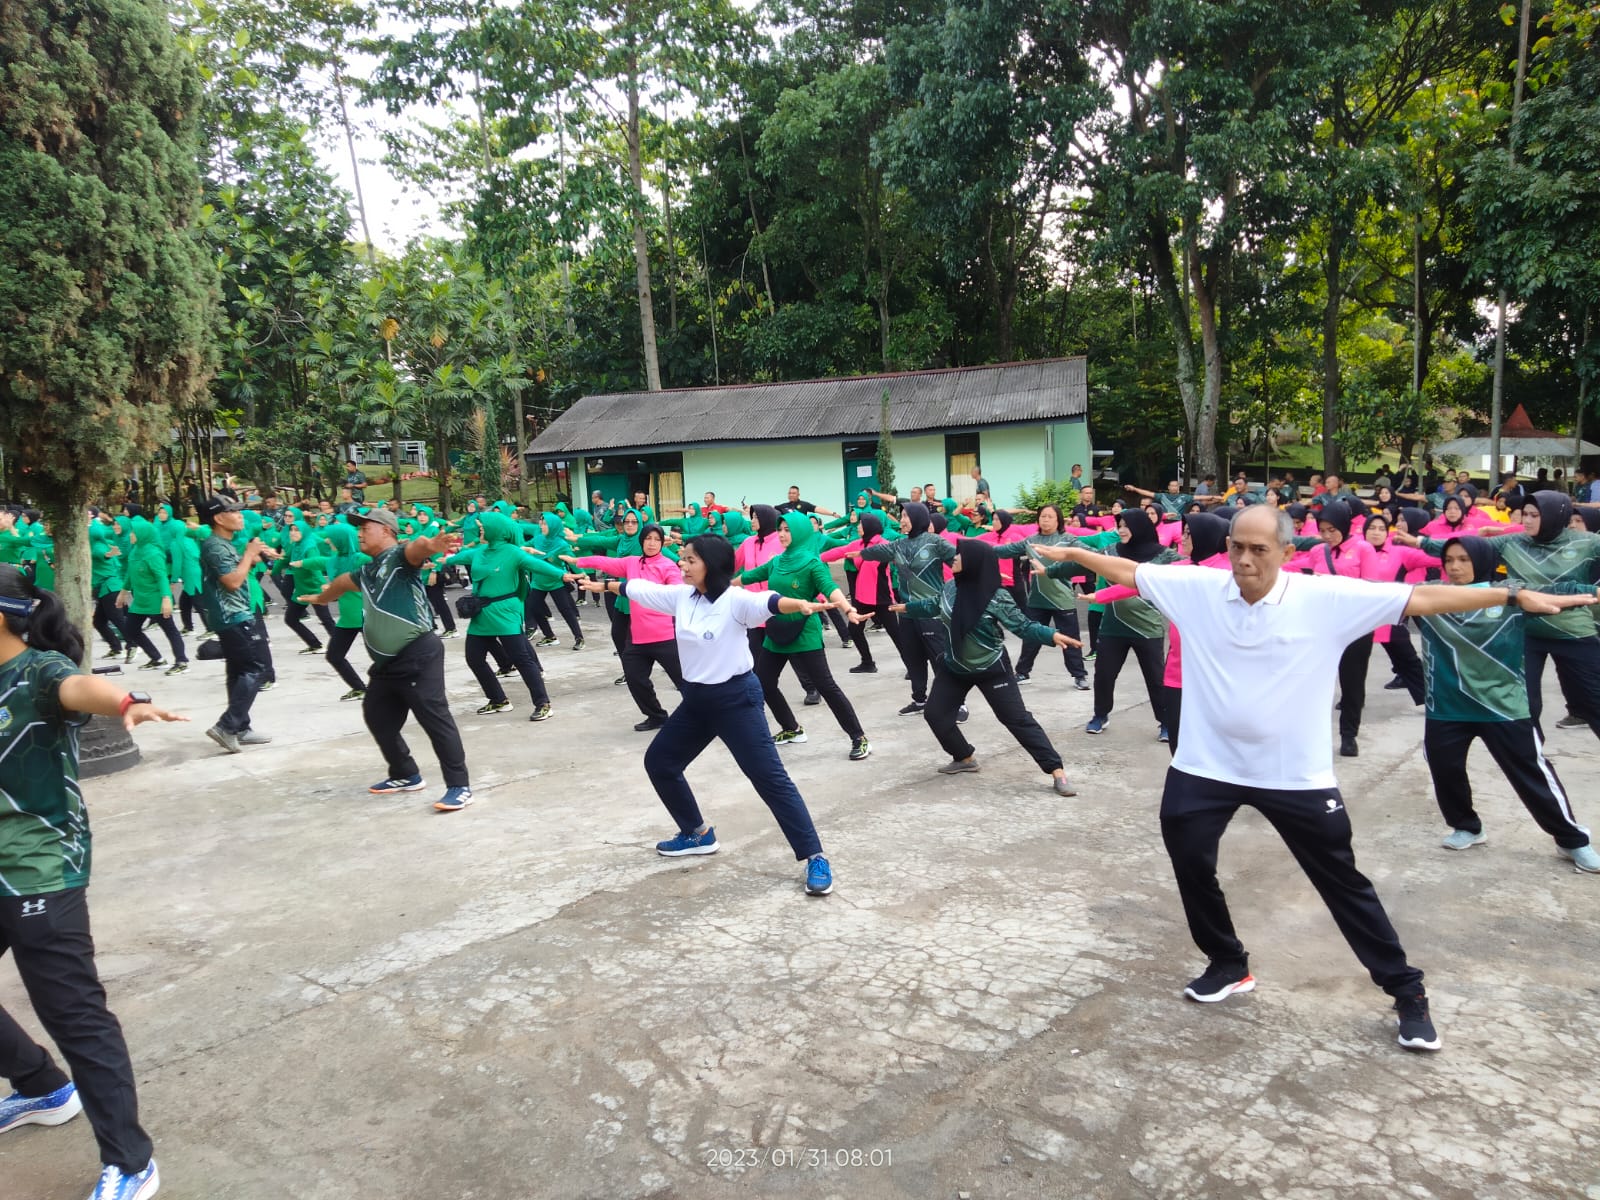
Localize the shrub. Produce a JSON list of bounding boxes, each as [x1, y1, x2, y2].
[[1014, 476, 1080, 514]]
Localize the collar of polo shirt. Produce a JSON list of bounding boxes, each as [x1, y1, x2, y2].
[[1222, 570, 1290, 606]]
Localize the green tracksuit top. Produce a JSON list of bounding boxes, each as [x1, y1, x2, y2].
[[1420, 529, 1600, 641], [737, 513, 839, 654], [1415, 583, 1530, 723]]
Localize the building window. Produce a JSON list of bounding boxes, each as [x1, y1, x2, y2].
[[945, 432, 980, 499], [533, 458, 571, 506]]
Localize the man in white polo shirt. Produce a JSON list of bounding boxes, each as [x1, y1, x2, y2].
[[1043, 504, 1594, 1052]]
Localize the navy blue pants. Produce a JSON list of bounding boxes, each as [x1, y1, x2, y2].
[[1159, 768, 1425, 998], [644, 672, 822, 860], [1525, 633, 1600, 739]]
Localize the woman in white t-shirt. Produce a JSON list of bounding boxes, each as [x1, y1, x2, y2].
[[579, 535, 839, 897]]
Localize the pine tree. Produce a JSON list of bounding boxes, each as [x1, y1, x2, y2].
[[875, 387, 897, 501], [0, 0, 217, 655]]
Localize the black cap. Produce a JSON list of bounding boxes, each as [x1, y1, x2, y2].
[[198, 494, 244, 525]]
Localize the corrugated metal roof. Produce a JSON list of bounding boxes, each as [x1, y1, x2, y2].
[[527, 358, 1087, 456]]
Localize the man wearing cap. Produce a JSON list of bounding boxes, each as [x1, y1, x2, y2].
[[297, 508, 473, 812], [199, 494, 279, 753]]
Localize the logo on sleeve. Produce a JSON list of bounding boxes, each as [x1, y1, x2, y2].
[[0, 706, 10, 730]]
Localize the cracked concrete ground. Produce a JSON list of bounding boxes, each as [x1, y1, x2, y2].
[[4, 600, 1598, 1200]]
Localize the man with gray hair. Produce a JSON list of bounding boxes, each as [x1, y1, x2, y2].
[[1036, 504, 1595, 1052]]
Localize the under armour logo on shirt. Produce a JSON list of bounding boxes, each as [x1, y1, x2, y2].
[[21, 899, 46, 916], [1325, 799, 1344, 814]]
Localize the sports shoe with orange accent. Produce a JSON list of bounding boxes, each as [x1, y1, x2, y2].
[[1183, 961, 1256, 1003]]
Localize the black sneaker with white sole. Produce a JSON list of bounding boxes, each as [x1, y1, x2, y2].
[[1183, 961, 1256, 1003], [1395, 993, 1441, 1051]]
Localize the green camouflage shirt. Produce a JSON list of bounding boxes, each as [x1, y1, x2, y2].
[[1416, 585, 1528, 722], [200, 535, 255, 628], [1420, 529, 1600, 640], [905, 584, 1056, 675], [356, 544, 434, 665], [0, 650, 91, 897]]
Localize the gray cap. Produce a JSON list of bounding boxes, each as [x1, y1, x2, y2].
[[350, 507, 399, 535], [197, 494, 244, 524]]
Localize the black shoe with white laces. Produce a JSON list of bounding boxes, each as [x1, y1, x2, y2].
[[899, 701, 926, 715], [1395, 993, 1441, 1051], [1183, 961, 1256, 1003]]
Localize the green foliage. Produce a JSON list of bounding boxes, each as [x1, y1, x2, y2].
[[1014, 477, 1080, 515], [0, 0, 217, 641]]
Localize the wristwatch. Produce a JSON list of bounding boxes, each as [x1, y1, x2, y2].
[[120, 691, 153, 716], [1504, 580, 1522, 605]]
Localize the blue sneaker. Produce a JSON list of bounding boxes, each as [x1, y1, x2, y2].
[[432, 787, 474, 813], [0, 1081, 82, 1133], [656, 827, 719, 857], [88, 1159, 160, 1200], [1157, 724, 1169, 743], [805, 854, 834, 896], [368, 773, 425, 795], [1085, 716, 1108, 735]]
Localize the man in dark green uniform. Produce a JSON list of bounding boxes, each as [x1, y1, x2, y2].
[[198, 495, 278, 753], [299, 509, 470, 812]]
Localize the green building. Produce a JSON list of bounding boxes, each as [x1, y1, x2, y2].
[[527, 358, 1090, 515]]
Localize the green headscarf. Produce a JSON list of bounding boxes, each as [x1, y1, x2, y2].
[[775, 510, 819, 566], [680, 502, 710, 538]]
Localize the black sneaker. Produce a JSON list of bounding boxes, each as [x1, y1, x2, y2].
[[1383, 677, 1406, 690], [803, 690, 821, 706], [1340, 736, 1359, 757], [898, 701, 926, 715], [1395, 993, 1441, 1051], [956, 704, 969, 723], [849, 662, 878, 673], [1015, 671, 1031, 683], [634, 716, 666, 732], [1183, 961, 1256, 1003]]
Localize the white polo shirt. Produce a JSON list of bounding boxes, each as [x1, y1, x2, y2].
[[624, 580, 781, 684], [1133, 564, 1412, 790]]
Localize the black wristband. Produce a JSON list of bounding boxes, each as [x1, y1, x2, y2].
[[766, 592, 782, 615], [617, 579, 628, 598]]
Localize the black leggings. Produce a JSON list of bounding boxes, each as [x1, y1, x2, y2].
[[465, 632, 549, 706], [113, 607, 161, 663], [531, 587, 583, 641], [1165, 684, 1183, 757], [1016, 605, 1086, 679], [93, 593, 129, 653], [1380, 623, 1426, 705], [622, 637, 686, 720], [756, 646, 863, 740], [127, 613, 186, 663], [426, 579, 456, 633], [179, 591, 207, 633], [605, 592, 630, 656], [283, 599, 333, 649], [1092, 634, 1166, 725], [926, 655, 1062, 773], [326, 626, 367, 692], [1338, 633, 1375, 739]]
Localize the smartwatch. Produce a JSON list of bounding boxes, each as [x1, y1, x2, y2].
[[1504, 580, 1522, 606], [120, 691, 153, 716]]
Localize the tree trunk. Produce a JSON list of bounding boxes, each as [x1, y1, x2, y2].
[[1321, 221, 1345, 475], [1147, 225, 1204, 474], [42, 486, 93, 667], [1190, 252, 1223, 480], [436, 431, 452, 517], [736, 120, 776, 312], [626, 47, 662, 393], [661, 103, 678, 337]]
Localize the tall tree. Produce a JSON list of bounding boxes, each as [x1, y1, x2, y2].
[[0, 0, 217, 647]]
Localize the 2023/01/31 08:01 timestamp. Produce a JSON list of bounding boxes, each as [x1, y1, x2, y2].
[[704, 1147, 893, 1170]]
